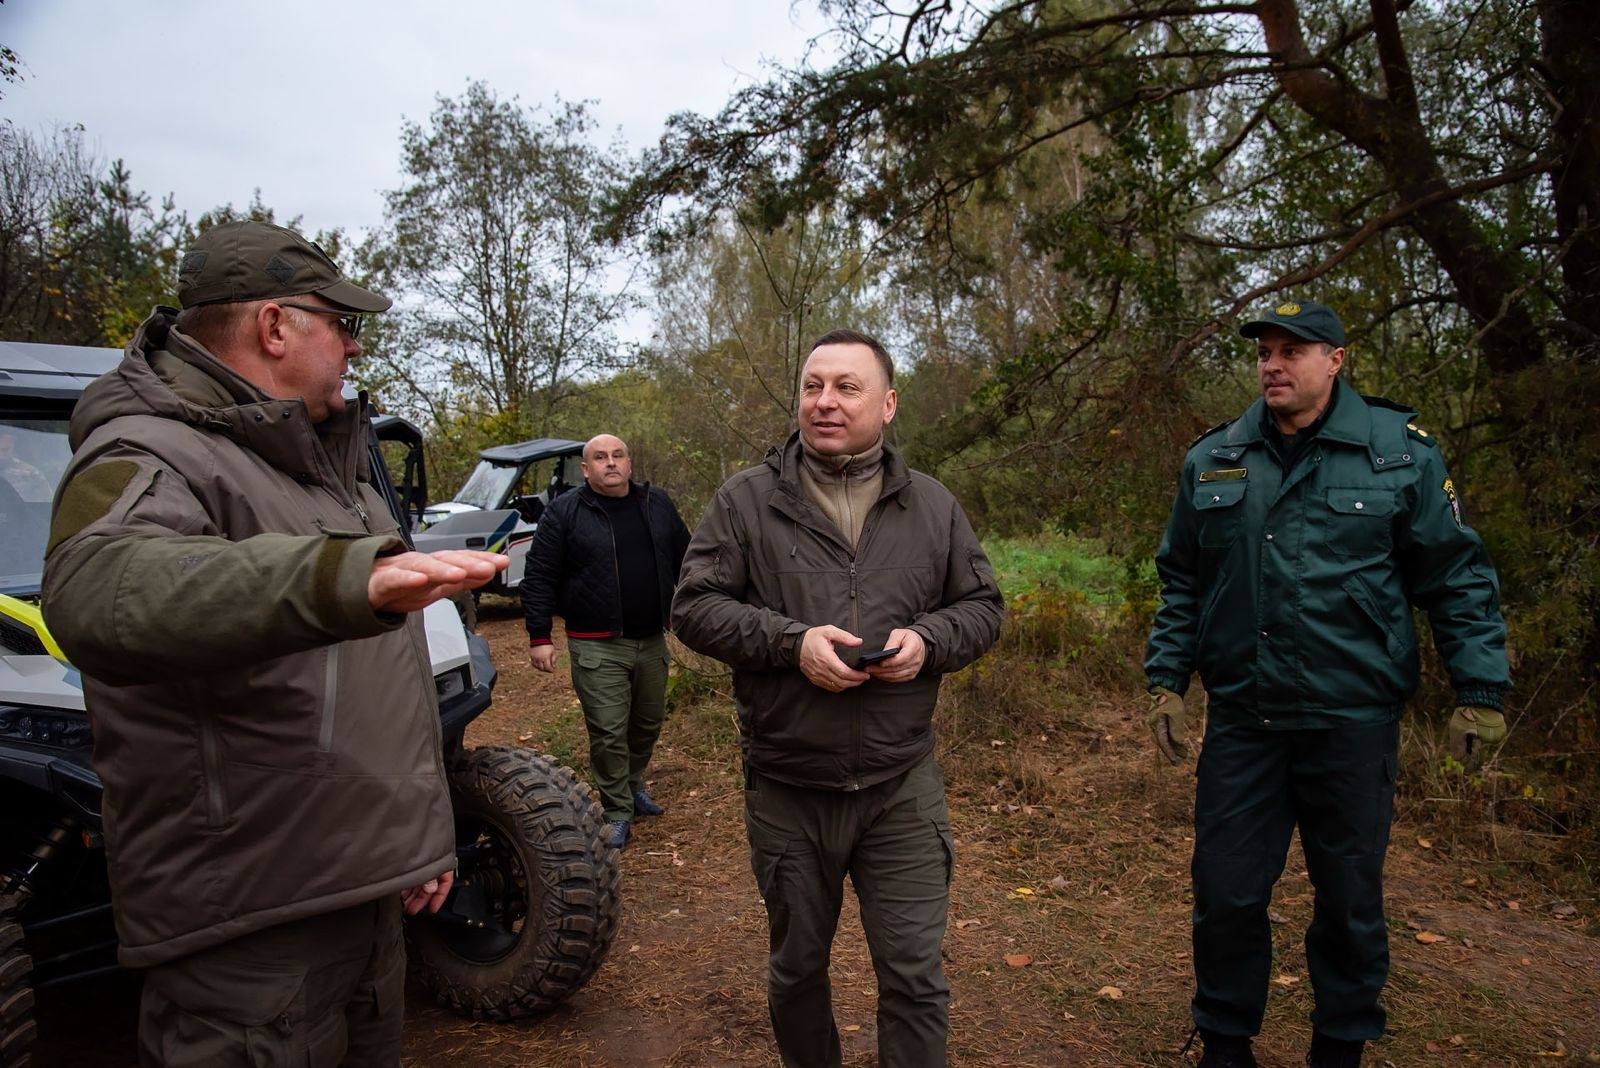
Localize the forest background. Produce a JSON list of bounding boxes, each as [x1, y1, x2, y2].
[[3, 1, 1596, 878]]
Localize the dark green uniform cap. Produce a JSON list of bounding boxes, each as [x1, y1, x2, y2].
[[177, 221, 390, 313], [1239, 299, 1345, 346]]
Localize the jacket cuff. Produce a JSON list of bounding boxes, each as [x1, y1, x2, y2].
[[1147, 673, 1187, 696], [330, 535, 409, 637], [529, 637, 553, 646], [1455, 685, 1505, 711], [778, 622, 809, 666]]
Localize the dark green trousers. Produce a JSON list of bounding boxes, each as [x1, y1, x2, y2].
[[1191, 718, 1399, 1043], [744, 754, 955, 1068], [138, 895, 404, 1068], [569, 633, 669, 822]]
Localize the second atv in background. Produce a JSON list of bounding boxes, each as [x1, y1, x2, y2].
[[412, 438, 585, 601]]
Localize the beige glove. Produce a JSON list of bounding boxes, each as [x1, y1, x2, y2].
[[1448, 706, 1506, 771], [1148, 686, 1191, 764]]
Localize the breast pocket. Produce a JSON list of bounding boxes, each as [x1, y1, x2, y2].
[[1193, 481, 1248, 549], [1324, 488, 1397, 559]]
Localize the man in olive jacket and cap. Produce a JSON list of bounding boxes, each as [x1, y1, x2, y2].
[[1144, 300, 1510, 1068], [672, 329, 1004, 1068], [43, 221, 507, 1066]]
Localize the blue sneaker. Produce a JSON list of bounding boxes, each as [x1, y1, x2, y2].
[[632, 786, 665, 818], [606, 819, 631, 850]]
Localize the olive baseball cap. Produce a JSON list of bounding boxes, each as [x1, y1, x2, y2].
[[177, 221, 391, 313], [1239, 299, 1345, 346]]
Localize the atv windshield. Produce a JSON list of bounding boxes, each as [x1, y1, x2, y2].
[[0, 416, 73, 595], [452, 460, 520, 511]]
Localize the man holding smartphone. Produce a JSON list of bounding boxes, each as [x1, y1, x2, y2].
[[672, 329, 1004, 1068]]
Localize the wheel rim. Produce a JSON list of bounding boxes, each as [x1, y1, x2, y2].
[[431, 814, 532, 964]]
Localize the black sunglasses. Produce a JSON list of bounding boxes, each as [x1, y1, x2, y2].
[[279, 302, 364, 340]]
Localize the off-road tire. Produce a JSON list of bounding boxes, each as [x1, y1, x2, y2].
[[0, 895, 35, 1067], [407, 746, 620, 1020]]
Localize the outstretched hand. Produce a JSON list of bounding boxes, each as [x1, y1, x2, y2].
[[368, 550, 508, 615]]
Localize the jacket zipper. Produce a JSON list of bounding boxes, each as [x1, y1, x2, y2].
[[200, 715, 227, 828], [318, 645, 340, 752]]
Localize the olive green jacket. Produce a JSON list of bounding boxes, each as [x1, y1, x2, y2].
[[1145, 379, 1508, 727], [42, 307, 454, 967], [671, 433, 1004, 789]]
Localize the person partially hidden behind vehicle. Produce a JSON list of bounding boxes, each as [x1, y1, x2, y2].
[[671, 329, 1004, 1068], [0, 425, 52, 502], [1144, 299, 1510, 1068], [520, 432, 691, 849], [41, 221, 508, 1068]]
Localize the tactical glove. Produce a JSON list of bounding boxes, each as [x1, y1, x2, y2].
[[1148, 686, 1190, 764], [1448, 706, 1506, 772]]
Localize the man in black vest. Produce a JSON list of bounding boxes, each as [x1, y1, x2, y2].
[[520, 433, 691, 848]]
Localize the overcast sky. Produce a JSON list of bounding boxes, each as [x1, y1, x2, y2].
[[2, 0, 827, 238]]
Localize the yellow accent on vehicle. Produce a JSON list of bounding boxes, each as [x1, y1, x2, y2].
[[0, 593, 66, 659]]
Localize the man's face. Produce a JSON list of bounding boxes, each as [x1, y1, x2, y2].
[[275, 297, 362, 423], [1256, 327, 1343, 430], [798, 342, 897, 456], [581, 435, 632, 497]]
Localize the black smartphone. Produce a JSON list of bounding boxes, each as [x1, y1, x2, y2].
[[856, 646, 901, 666]]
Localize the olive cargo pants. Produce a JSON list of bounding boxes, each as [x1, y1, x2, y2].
[[138, 896, 404, 1068], [1191, 718, 1400, 1043], [568, 633, 669, 823], [744, 754, 955, 1068]]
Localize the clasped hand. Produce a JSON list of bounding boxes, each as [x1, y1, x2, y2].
[[798, 625, 925, 692]]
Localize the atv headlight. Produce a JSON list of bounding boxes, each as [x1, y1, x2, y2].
[[435, 665, 470, 704]]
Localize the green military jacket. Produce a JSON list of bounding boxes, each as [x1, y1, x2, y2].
[[1145, 378, 1508, 727]]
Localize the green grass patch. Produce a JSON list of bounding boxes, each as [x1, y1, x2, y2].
[[985, 531, 1155, 607]]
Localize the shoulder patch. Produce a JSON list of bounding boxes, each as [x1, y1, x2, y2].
[[1443, 477, 1463, 527], [46, 460, 139, 556]]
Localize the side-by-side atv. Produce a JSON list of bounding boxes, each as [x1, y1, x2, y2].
[[410, 437, 587, 602], [0, 341, 618, 1064]]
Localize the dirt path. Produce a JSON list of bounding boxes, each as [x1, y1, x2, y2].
[[400, 612, 1600, 1068], [33, 609, 1599, 1066]]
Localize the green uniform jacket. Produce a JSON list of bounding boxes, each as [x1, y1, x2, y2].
[[1145, 378, 1508, 726], [42, 308, 455, 967], [671, 433, 1004, 789]]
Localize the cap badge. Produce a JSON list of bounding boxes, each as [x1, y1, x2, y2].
[[1275, 302, 1301, 316]]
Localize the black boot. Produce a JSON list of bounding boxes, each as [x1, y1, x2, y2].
[[1307, 1032, 1364, 1067], [1197, 1030, 1259, 1068]]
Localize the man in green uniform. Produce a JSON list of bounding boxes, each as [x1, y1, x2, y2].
[[1144, 300, 1510, 1068]]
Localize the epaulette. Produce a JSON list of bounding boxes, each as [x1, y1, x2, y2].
[[1187, 418, 1233, 450], [1360, 394, 1437, 449], [1404, 421, 1439, 447]]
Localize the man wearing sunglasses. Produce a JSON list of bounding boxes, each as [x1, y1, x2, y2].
[[43, 221, 507, 1066]]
